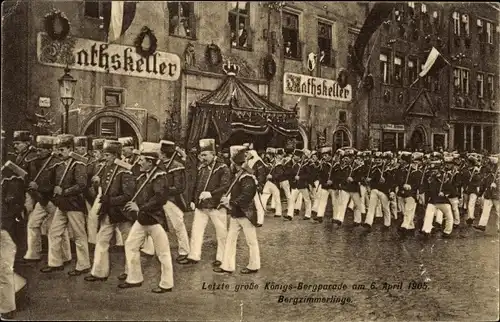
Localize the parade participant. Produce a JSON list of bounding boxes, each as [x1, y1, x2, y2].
[[84, 140, 135, 283], [1, 147, 28, 320], [359, 150, 373, 217], [245, 144, 267, 225], [474, 155, 500, 232], [284, 149, 312, 220], [23, 135, 72, 264], [398, 152, 424, 237], [159, 140, 190, 263], [179, 139, 230, 266], [421, 157, 456, 238], [87, 138, 106, 247], [445, 152, 462, 228], [363, 151, 394, 231], [462, 153, 482, 226], [261, 148, 284, 217], [120, 142, 174, 293], [92, 138, 105, 162], [314, 147, 335, 223], [40, 134, 91, 276], [342, 149, 366, 226], [214, 145, 261, 275], [333, 148, 354, 226], [309, 150, 322, 218], [119, 136, 154, 256], [277, 148, 292, 203], [220, 148, 231, 166]]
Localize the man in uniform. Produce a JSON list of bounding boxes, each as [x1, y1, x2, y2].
[[214, 145, 260, 275], [284, 149, 312, 220], [179, 139, 230, 266], [245, 145, 267, 225], [313, 147, 334, 223], [474, 155, 500, 232], [120, 142, 173, 293], [24, 136, 72, 264], [40, 134, 91, 276], [462, 153, 482, 226], [277, 148, 292, 206], [159, 140, 190, 263], [398, 152, 424, 237], [262, 148, 285, 218], [341, 149, 366, 226], [85, 140, 135, 282]]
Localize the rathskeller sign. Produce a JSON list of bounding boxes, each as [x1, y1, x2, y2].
[[283, 72, 352, 102], [37, 32, 180, 81]]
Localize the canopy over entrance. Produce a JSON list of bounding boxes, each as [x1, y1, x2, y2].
[[185, 68, 299, 149]]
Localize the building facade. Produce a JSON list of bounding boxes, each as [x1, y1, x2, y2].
[[2, 1, 365, 149], [362, 2, 499, 153]]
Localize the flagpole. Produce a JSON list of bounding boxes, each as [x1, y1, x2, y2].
[[356, 28, 380, 93]]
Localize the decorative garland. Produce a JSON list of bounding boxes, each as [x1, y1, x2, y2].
[[263, 54, 276, 80], [44, 10, 70, 41], [337, 69, 349, 88], [205, 43, 222, 67], [134, 26, 157, 58]]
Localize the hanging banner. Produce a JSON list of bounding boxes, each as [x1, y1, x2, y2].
[[36, 32, 180, 81], [283, 72, 352, 102]]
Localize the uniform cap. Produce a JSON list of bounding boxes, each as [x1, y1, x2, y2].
[[266, 147, 276, 154], [139, 142, 161, 159], [92, 138, 105, 150], [199, 138, 216, 152], [276, 148, 285, 155], [74, 136, 88, 148], [160, 140, 176, 154], [56, 134, 75, 148], [230, 145, 248, 164], [293, 149, 304, 157], [374, 151, 383, 158], [13, 130, 31, 142], [35, 135, 55, 149], [488, 156, 498, 164], [383, 151, 393, 159], [103, 140, 122, 155], [400, 151, 412, 162], [243, 142, 254, 150], [118, 137, 134, 148], [319, 146, 332, 154], [303, 149, 312, 157], [443, 156, 454, 163], [412, 152, 424, 161]]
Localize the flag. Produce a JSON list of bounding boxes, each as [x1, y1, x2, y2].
[[101, 1, 137, 42], [418, 47, 450, 78], [351, 3, 396, 75]]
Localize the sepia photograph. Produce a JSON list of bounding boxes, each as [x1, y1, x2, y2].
[[1, 1, 499, 321]]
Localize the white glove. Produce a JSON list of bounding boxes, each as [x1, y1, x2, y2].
[[491, 183, 497, 189], [379, 177, 385, 184], [403, 184, 411, 191], [327, 180, 333, 185], [190, 202, 195, 210], [295, 176, 300, 181], [199, 191, 212, 200], [389, 192, 395, 200], [267, 174, 272, 180], [28, 181, 38, 190], [220, 196, 230, 205], [347, 176, 353, 183], [438, 192, 444, 197]]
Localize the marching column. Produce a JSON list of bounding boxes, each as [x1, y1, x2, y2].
[[475, 155, 500, 232]]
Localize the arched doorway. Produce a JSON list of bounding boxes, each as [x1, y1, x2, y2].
[[409, 126, 426, 151], [80, 109, 142, 146], [332, 128, 352, 151]]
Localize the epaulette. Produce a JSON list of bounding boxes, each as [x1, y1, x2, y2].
[[46, 160, 66, 172], [72, 161, 86, 168], [240, 172, 258, 185], [168, 166, 185, 173], [151, 171, 167, 181], [212, 163, 227, 174], [116, 169, 133, 176]]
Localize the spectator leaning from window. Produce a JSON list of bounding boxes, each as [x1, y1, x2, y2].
[[170, 6, 189, 37]]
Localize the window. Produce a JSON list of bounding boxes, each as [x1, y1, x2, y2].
[[453, 12, 460, 35], [453, 68, 461, 92], [432, 134, 447, 150], [99, 117, 119, 137], [382, 132, 405, 151], [461, 14, 469, 36], [421, 3, 427, 13], [486, 22, 493, 44], [408, 2, 415, 9], [104, 89, 123, 107], [408, 58, 417, 84], [229, 2, 251, 49], [477, 19, 485, 41], [477, 73, 484, 98], [461, 69, 469, 94], [422, 63, 431, 90], [318, 21, 333, 66], [168, 2, 195, 39], [282, 12, 301, 59], [84, 1, 101, 18], [393, 56, 403, 85], [333, 130, 351, 151], [380, 53, 389, 84], [487, 74, 495, 99], [484, 126, 493, 153]]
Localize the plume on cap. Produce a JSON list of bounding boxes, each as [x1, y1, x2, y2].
[[36, 135, 55, 149], [443, 156, 455, 163], [199, 138, 216, 152], [118, 137, 134, 148], [139, 142, 161, 159], [303, 149, 312, 157], [488, 156, 498, 164]]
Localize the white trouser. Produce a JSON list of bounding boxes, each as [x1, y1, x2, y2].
[[287, 188, 311, 218], [0, 230, 27, 314], [91, 215, 132, 278], [279, 180, 291, 200], [422, 203, 454, 234], [360, 185, 369, 213], [140, 236, 155, 255], [48, 208, 90, 270], [254, 193, 265, 225], [347, 191, 364, 223], [24, 193, 35, 218], [25, 202, 71, 261], [294, 191, 303, 210], [365, 189, 391, 227], [188, 208, 227, 262], [125, 222, 173, 289], [463, 193, 478, 219], [401, 196, 417, 230], [163, 201, 190, 256], [221, 217, 260, 272], [478, 199, 500, 228], [334, 190, 350, 223], [311, 182, 322, 213], [262, 181, 282, 216], [316, 189, 334, 218], [435, 209, 443, 225], [87, 195, 100, 245], [448, 197, 461, 225]]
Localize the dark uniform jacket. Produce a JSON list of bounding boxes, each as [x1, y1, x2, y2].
[[192, 158, 231, 209], [342, 162, 364, 193], [398, 166, 423, 198], [124, 154, 141, 177], [84, 154, 99, 204], [50, 158, 87, 212], [369, 165, 392, 194], [229, 171, 258, 226], [28, 153, 60, 206], [462, 167, 482, 195], [251, 159, 268, 193], [160, 158, 187, 211], [268, 161, 285, 185], [480, 168, 500, 200], [96, 162, 135, 224], [424, 174, 454, 204], [15, 146, 38, 173], [134, 170, 168, 229], [1, 168, 26, 241], [288, 161, 311, 190]]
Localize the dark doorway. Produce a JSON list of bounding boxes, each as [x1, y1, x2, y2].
[[409, 128, 425, 151]]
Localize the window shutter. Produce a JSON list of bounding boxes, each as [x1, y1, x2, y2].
[[298, 40, 304, 59], [189, 4, 197, 39], [330, 48, 336, 68]]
